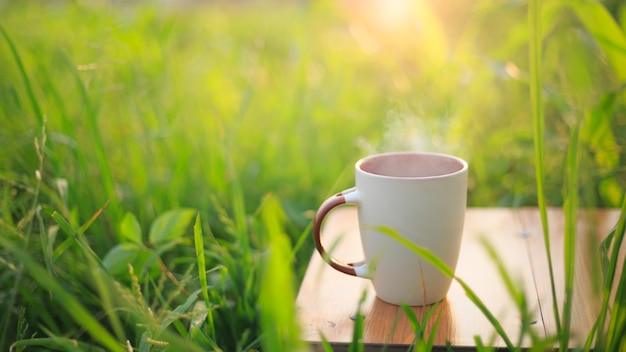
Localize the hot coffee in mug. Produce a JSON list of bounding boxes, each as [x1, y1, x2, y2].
[[313, 151, 468, 306]]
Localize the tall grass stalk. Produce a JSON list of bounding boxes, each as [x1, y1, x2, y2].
[[528, 0, 561, 337], [193, 213, 216, 342], [258, 194, 305, 351], [594, 195, 626, 350], [605, 201, 626, 351], [401, 301, 443, 351], [478, 237, 543, 348], [561, 122, 581, 351], [0, 25, 43, 127]]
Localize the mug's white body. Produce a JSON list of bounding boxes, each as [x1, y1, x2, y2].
[[355, 152, 467, 305]]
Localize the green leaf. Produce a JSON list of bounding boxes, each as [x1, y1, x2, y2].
[[188, 325, 217, 350], [157, 289, 201, 335], [401, 304, 420, 333], [600, 227, 616, 281], [183, 296, 223, 352], [42, 205, 105, 270], [41, 205, 76, 237], [474, 336, 495, 352], [101, 243, 146, 276], [138, 332, 151, 352], [569, 0, 626, 81], [426, 310, 442, 352], [148, 208, 196, 245], [120, 212, 143, 244], [319, 334, 334, 352]]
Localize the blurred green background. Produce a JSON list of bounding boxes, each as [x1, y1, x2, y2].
[[1, 0, 625, 350]]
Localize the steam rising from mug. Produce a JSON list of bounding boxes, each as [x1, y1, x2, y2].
[[313, 152, 468, 306]]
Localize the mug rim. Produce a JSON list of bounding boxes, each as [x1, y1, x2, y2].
[[355, 151, 468, 180]]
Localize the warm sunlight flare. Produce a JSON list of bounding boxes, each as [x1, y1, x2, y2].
[[368, 0, 416, 32], [342, 0, 418, 34], [341, 0, 448, 65]]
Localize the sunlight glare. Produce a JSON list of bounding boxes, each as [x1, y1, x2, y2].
[[342, 0, 418, 32], [374, 0, 415, 32], [350, 0, 416, 33]]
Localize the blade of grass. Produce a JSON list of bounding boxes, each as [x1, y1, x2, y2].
[[158, 288, 200, 334], [374, 225, 514, 350], [41, 205, 104, 268], [290, 221, 312, 262], [600, 225, 618, 280], [193, 213, 216, 342], [606, 268, 626, 352], [474, 335, 495, 352], [401, 304, 421, 336], [401, 301, 441, 352], [349, 291, 367, 352], [529, 0, 561, 336], [230, 167, 249, 252], [0, 25, 44, 126], [561, 121, 581, 351], [258, 194, 304, 351], [478, 237, 538, 348], [36, 205, 55, 280], [425, 307, 443, 352], [594, 194, 626, 350], [479, 238, 525, 307], [318, 334, 334, 352]]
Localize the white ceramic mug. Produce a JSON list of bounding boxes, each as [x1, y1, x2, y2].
[[313, 151, 468, 306]]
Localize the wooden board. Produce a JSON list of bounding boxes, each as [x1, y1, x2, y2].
[[296, 207, 621, 351]]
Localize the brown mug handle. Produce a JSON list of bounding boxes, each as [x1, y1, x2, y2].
[[313, 187, 369, 277]]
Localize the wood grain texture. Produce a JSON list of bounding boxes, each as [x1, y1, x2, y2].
[[296, 207, 621, 350]]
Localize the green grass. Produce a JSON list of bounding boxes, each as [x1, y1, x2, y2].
[[1, 0, 626, 351]]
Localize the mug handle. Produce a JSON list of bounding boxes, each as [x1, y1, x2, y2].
[[313, 187, 369, 277]]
